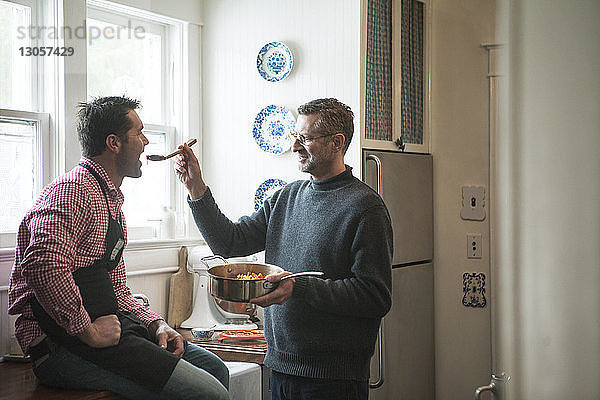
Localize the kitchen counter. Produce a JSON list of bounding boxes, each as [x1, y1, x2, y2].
[[177, 329, 267, 365]]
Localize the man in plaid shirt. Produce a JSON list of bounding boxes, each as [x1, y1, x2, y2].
[[8, 96, 229, 400]]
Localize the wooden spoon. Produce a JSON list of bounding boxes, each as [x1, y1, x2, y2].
[[147, 138, 197, 161]]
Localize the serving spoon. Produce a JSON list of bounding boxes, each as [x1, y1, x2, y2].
[[146, 138, 197, 161]]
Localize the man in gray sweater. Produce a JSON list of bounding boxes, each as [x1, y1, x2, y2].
[[176, 98, 393, 400]]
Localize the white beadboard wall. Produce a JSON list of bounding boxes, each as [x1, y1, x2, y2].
[[199, 0, 361, 221]]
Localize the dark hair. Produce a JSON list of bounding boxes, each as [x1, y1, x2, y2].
[[297, 98, 354, 154], [77, 96, 141, 157]]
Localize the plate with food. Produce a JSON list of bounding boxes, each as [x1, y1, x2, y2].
[[218, 330, 265, 341], [256, 41, 293, 82]]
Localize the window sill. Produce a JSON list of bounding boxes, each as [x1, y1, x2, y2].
[[0, 238, 206, 260], [125, 238, 206, 252]]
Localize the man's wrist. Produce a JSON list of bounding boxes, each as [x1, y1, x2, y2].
[[76, 323, 97, 345], [189, 183, 207, 201], [148, 319, 165, 335]]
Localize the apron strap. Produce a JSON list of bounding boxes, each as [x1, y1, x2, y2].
[[79, 162, 122, 224]]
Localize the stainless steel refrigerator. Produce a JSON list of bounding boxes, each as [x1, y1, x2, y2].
[[363, 150, 434, 400]]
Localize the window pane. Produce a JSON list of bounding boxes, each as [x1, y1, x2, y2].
[[121, 129, 168, 232], [0, 1, 33, 110], [87, 16, 164, 125], [0, 118, 35, 233]]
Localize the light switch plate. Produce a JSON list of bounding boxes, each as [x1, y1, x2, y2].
[[467, 234, 482, 259], [461, 186, 486, 221]]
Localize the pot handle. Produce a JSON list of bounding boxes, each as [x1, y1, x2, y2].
[[197, 255, 228, 270], [263, 271, 324, 289]]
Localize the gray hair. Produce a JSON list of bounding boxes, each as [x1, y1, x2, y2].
[[297, 98, 354, 154]]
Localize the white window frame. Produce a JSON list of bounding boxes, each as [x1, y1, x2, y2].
[[1, 0, 63, 178], [0, 109, 50, 247], [86, 5, 170, 124], [0, 0, 55, 250], [1, 0, 39, 111], [87, 0, 183, 129]]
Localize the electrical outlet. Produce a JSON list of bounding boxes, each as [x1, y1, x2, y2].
[[467, 234, 482, 259]]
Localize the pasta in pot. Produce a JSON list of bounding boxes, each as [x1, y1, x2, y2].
[[235, 272, 265, 280]]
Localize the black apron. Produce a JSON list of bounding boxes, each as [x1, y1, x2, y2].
[[30, 163, 179, 393]]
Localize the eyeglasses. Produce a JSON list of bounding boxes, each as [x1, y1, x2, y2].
[[289, 131, 340, 146]]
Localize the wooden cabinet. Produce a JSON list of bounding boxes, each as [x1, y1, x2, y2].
[[361, 0, 431, 153]]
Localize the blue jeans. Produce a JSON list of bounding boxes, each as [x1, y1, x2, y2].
[[33, 337, 229, 400], [270, 370, 369, 400]]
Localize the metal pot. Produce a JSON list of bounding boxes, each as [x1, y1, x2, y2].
[[202, 256, 324, 302], [214, 298, 257, 316], [202, 255, 284, 302]]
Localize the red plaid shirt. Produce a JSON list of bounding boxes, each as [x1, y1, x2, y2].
[[8, 158, 162, 355]]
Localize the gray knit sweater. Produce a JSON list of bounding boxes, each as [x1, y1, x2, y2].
[[188, 166, 393, 381]]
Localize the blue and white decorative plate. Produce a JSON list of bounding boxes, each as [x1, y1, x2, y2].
[[252, 105, 295, 154], [254, 179, 287, 211], [256, 42, 293, 82]]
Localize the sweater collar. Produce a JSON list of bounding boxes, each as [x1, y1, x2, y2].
[[309, 165, 354, 191]]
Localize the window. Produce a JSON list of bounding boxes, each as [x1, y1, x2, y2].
[[86, 0, 185, 240], [0, 110, 50, 246], [0, 0, 195, 250], [0, 0, 35, 111], [0, 1, 50, 248], [86, 6, 167, 125]]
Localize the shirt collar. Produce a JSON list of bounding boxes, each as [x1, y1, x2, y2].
[[79, 157, 124, 204]]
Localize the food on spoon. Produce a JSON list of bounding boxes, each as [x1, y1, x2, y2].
[[146, 138, 197, 162], [235, 272, 265, 280]]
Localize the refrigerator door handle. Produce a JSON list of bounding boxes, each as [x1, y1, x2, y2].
[[369, 320, 385, 389], [366, 154, 383, 195], [366, 155, 385, 389]]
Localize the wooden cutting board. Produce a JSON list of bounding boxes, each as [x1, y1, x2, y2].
[[167, 246, 194, 328]]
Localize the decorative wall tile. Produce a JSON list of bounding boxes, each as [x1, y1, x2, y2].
[[462, 272, 486, 308]]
